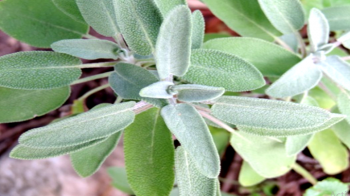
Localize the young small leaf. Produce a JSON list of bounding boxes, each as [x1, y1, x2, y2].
[[175, 147, 216, 196], [319, 55, 350, 91], [52, 0, 86, 23], [304, 178, 349, 196], [71, 131, 122, 178], [109, 63, 167, 107], [153, 0, 186, 17], [212, 96, 345, 136], [161, 104, 220, 178], [238, 161, 265, 187], [0, 86, 70, 123], [0, 0, 88, 48], [139, 81, 174, 99], [191, 10, 205, 49], [172, 84, 224, 102], [0, 51, 82, 90], [52, 39, 120, 60], [308, 129, 349, 175], [19, 102, 135, 148], [115, 0, 162, 55], [266, 55, 322, 98], [10, 138, 107, 160], [107, 167, 135, 195], [231, 132, 296, 178], [258, 0, 305, 34], [201, 0, 281, 41], [124, 108, 175, 196], [203, 37, 301, 76], [308, 8, 329, 52], [76, 0, 119, 36], [156, 5, 192, 79], [322, 6, 350, 31], [182, 49, 265, 92]]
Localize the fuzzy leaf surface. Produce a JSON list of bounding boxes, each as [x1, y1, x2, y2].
[[71, 132, 122, 177], [156, 5, 191, 79], [212, 96, 345, 136], [0, 51, 81, 90], [231, 132, 296, 178], [308, 8, 329, 52], [322, 6, 350, 31], [0, 86, 70, 123], [173, 84, 225, 102], [124, 108, 174, 196], [107, 167, 135, 195], [202, 0, 281, 41], [309, 129, 349, 175], [175, 147, 216, 196], [0, 0, 88, 47], [338, 91, 350, 124], [320, 55, 350, 91], [76, 0, 119, 36], [161, 104, 220, 178], [191, 10, 205, 49], [153, 0, 186, 17], [115, 0, 162, 55], [139, 81, 174, 99], [258, 0, 305, 34], [332, 107, 350, 149], [19, 102, 135, 148], [52, 0, 85, 23], [182, 49, 265, 92], [109, 63, 167, 107], [266, 55, 322, 98], [203, 37, 301, 76], [239, 161, 265, 187]]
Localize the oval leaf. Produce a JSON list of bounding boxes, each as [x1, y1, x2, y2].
[[71, 131, 122, 178], [0, 0, 88, 48], [139, 81, 174, 99], [153, 0, 186, 17], [231, 132, 296, 178], [76, 0, 119, 36], [156, 5, 192, 79], [191, 10, 205, 49], [173, 84, 225, 102], [175, 147, 216, 196], [308, 8, 329, 52], [322, 6, 350, 31], [161, 104, 220, 178], [331, 107, 350, 149], [212, 96, 345, 136], [0, 86, 70, 123], [203, 37, 301, 76], [266, 55, 322, 98], [320, 55, 350, 91], [52, 39, 120, 60], [258, 0, 305, 34], [107, 167, 135, 195], [124, 108, 175, 196], [239, 161, 265, 187], [115, 0, 162, 55], [202, 0, 281, 41], [52, 0, 86, 23], [19, 102, 135, 148], [182, 49, 265, 92], [338, 90, 350, 124], [0, 51, 82, 90], [286, 134, 313, 157]]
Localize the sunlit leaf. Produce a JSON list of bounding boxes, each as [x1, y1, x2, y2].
[[322, 6, 350, 31], [308, 8, 329, 52], [320, 56, 350, 91], [238, 161, 265, 187], [173, 84, 225, 102]]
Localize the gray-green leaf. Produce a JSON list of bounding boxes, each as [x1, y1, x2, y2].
[[139, 81, 174, 99], [286, 134, 313, 157], [156, 5, 191, 79], [212, 96, 345, 136], [319, 55, 350, 91], [173, 84, 225, 102], [153, 0, 186, 17], [231, 132, 296, 178], [52, 0, 86, 23], [332, 107, 350, 149], [203, 37, 301, 77], [175, 147, 216, 196], [238, 161, 265, 187], [0, 51, 82, 90], [191, 10, 205, 49], [202, 0, 281, 41], [308, 8, 329, 52], [161, 104, 220, 178], [338, 90, 350, 124], [76, 0, 119, 36], [304, 178, 349, 196], [308, 129, 349, 175], [182, 49, 265, 92], [52, 39, 120, 60], [115, 0, 162, 55], [71, 131, 122, 178], [19, 102, 135, 148], [0, 86, 70, 123], [322, 6, 350, 31], [266, 55, 322, 98], [109, 63, 167, 107], [258, 0, 305, 34], [107, 167, 135, 195], [0, 0, 88, 48], [124, 108, 175, 196]]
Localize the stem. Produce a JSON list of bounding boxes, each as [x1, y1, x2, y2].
[[299, 91, 309, 103], [318, 82, 337, 101], [274, 36, 294, 52], [292, 163, 317, 185], [342, 56, 350, 61], [132, 101, 153, 114], [78, 62, 117, 69], [71, 71, 113, 85], [83, 34, 99, 39], [295, 32, 307, 58], [78, 84, 110, 101], [115, 96, 123, 104]]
